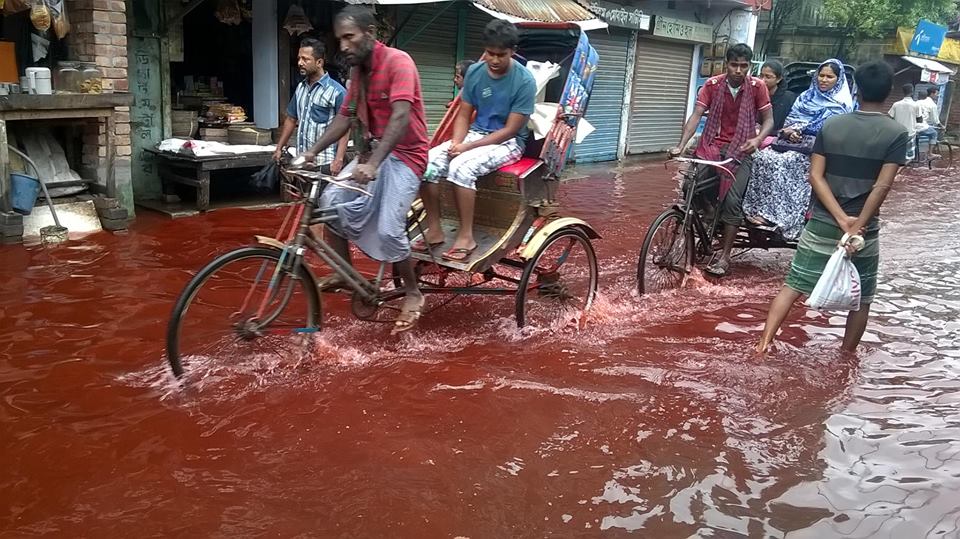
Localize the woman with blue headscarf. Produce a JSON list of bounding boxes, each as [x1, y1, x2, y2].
[[743, 59, 854, 240]]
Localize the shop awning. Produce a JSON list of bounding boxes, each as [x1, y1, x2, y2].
[[345, 0, 451, 3], [349, 0, 606, 29], [471, 0, 607, 30], [901, 55, 956, 74]]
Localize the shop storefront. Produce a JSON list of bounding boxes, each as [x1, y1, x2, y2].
[[1, 0, 132, 243], [626, 15, 710, 154], [129, 0, 606, 214]]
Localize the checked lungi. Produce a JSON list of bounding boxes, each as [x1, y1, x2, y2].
[[423, 130, 523, 190], [786, 218, 880, 306]]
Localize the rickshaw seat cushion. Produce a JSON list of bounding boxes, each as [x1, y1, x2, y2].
[[498, 157, 540, 178]]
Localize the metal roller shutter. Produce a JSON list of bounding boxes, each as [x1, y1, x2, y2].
[[574, 29, 630, 163], [465, 9, 493, 62], [398, 7, 459, 131], [627, 39, 694, 154]]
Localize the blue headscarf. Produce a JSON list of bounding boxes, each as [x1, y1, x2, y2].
[[784, 59, 854, 136]]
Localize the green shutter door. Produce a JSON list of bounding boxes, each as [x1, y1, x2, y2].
[[465, 8, 494, 62], [398, 7, 460, 132]]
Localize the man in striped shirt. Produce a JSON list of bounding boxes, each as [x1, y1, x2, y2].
[[273, 38, 348, 175]]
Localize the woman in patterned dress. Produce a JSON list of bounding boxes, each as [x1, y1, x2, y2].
[[742, 59, 854, 240]]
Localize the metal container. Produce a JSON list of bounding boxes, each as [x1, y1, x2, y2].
[[25, 67, 52, 95]]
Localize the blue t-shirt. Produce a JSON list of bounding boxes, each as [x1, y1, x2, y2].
[[462, 60, 536, 147]]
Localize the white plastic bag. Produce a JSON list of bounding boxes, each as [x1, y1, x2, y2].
[[805, 234, 863, 311]]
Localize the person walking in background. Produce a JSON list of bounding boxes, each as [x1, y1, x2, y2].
[[757, 60, 910, 353], [274, 38, 349, 175], [918, 86, 942, 129], [888, 83, 921, 161], [916, 86, 942, 157], [759, 60, 797, 132]]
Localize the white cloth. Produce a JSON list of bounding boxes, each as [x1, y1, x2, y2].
[[888, 97, 921, 137], [918, 96, 941, 127], [157, 138, 275, 157]]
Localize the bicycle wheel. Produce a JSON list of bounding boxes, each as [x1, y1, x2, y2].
[[637, 209, 692, 295], [166, 247, 322, 379], [515, 228, 599, 328]]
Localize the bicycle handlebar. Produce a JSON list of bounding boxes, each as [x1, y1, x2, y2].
[[670, 156, 736, 167], [282, 167, 373, 197]]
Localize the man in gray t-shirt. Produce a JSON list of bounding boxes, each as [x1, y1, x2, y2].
[[758, 60, 909, 354], [809, 110, 909, 231]]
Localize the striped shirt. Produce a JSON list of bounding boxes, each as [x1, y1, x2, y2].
[[286, 73, 346, 163], [338, 41, 429, 176], [811, 111, 909, 230]]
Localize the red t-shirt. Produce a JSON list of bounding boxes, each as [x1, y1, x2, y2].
[[696, 75, 771, 144], [339, 41, 429, 176]]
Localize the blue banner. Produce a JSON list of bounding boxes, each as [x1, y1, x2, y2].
[[910, 19, 948, 56]]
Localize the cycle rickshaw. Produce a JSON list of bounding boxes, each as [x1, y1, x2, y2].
[[636, 155, 798, 295], [165, 23, 600, 378]]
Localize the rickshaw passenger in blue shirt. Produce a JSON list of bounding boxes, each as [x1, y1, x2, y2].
[[417, 19, 537, 262]]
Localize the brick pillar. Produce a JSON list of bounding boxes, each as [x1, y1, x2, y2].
[[65, 0, 134, 213]]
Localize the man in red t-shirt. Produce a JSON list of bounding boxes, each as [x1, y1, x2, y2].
[[303, 5, 430, 334], [669, 43, 774, 277]]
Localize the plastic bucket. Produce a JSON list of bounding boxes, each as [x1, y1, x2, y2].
[[11, 173, 41, 215]]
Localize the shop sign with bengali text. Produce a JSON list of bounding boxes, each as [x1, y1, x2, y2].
[[584, 0, 650, 31], [652, 15, 713, 44]]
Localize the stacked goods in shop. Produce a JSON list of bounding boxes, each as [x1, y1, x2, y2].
[[172, 110, 199, 138], [199, 127, 229, 142], [227, 124, 271, 145], [205, 103, 247, 123]]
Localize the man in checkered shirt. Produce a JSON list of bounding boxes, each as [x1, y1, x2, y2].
[[274, 38, 349, 175]]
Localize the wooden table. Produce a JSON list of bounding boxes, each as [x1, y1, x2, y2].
[[146, 148, 274, 211], [0, 94, 133, 212]]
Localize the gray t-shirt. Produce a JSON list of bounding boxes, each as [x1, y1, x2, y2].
[[810, 111, 909, 230]]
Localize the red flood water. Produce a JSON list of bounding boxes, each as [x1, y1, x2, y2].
[[2, 163, 959, 537]]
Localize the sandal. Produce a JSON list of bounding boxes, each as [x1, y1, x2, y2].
[[411, 237, 444, 253], [441, 244, 477, 261], [391, 293, 424, 335], [704, 255, 730, 277]]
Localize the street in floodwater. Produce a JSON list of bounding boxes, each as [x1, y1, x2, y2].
[[1, 161, 959, 537]]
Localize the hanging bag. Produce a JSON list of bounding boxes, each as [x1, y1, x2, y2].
[[805, 233, 863, 311], [30, 0, 51, 32]]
